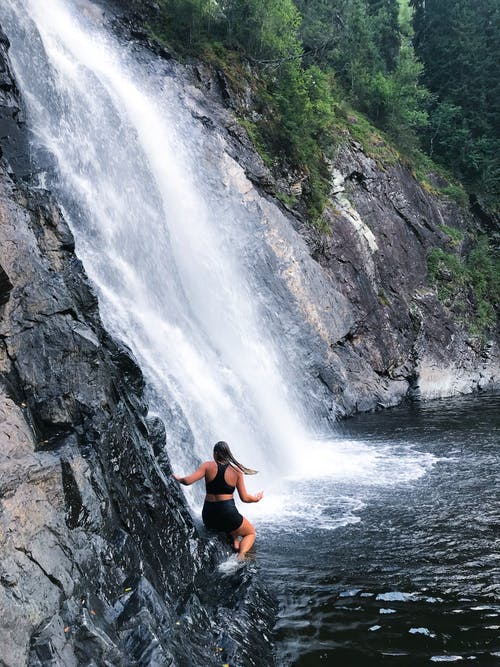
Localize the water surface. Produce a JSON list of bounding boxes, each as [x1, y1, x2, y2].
[[257, 393, 500, 665]]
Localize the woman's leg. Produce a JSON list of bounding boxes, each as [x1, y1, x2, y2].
[[230, 517, 256, 560]]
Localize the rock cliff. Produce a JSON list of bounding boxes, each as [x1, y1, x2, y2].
[[162, 38, 499, 418], [0, 27, 274, 667], [159, 53, 499, 417]]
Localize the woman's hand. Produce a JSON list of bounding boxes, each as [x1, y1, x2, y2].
[[172, 463, 207, 486], [254, 491, 264, 502], [172, 474, 185, 484]]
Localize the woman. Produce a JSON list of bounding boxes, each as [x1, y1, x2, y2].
[[173, 441, 263, 560]]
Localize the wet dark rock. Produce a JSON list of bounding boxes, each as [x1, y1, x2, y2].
[[317, 147, 499, 404], [0, 26, 30, 179], [0, 263, 12, 306], [0, 32, 275, 667]]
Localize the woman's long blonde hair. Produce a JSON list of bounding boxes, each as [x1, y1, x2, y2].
[[213, 441, 257, 475]]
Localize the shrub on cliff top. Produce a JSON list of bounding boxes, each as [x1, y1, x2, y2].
[[427, 237, 499, 336]]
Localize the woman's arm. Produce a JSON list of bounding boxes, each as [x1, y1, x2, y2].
[[173, 462, 207, 486], [236, 472, 264, 503]]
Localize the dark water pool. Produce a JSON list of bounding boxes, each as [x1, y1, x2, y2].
[[258, 392, 500, 666]]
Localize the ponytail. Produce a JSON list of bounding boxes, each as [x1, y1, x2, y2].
[[213, 441, 258, 475]]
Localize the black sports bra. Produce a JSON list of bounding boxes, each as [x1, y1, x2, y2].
[[205, 463, 235, 495]]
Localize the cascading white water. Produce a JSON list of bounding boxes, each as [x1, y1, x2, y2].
[[0, 0, 436, 529]]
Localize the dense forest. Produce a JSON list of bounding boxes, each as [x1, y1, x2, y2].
[[149, 0, 499, 207], [147, 0, 499, 333]]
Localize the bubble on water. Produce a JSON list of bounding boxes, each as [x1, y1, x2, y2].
[[376, 592, 416, 602], [339, 589, 362, 598], [409, 627, 436, 637], [430, 657, 464, 663]]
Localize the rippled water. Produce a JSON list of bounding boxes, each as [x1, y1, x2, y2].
[[257, 393, 500, 665]]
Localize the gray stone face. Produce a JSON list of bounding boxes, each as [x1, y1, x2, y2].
[[318, 145, 499, 405], [162, 47, 499, 415]]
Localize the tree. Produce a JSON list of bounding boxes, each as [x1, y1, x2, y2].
[[412, 0, 500, 197], [222, 0, 303, 59]]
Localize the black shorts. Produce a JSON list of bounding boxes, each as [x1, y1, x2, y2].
[[202, 499, 243, 533]]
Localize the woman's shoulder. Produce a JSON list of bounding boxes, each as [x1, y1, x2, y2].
[[227, 464, 242, 479]]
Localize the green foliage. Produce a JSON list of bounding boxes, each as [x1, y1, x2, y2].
[[276, 190, 299, 208], [238, 61, 336, 220], [427, 247, 466, 301], [397, 0, 414, 37], [439, 224, 464, 248], [413, 0, 500, 199], [427, 237, 499, 336], [152, 0, 221, 50], [223, 0, 302, 59], [363, 40, 429, 147], [264, 63, 334, 165], [408, 149, 469, 206], [236, 117, 274, 168], [439, 184, 469, 209], [295, 0, 429, 150], [467, 237, 500, 310], [366, 0, 401, 70], [150, 0, 498, 222]]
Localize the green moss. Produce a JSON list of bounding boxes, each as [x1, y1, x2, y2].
[[427, 238, 499, 337], [276, 190, 298, 208], [439, 224, 465, 248], [439, 184, 469, 208], [339, 108, 400, 168], [306, 163, 331, 224], [408, 150, 469, 207], [202, 43, 256, 96], [237, 117, 275, 168], [378, 288, 390, 306]]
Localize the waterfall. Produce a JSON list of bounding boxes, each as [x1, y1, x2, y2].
[[1, 0, 315, 479], [1, 0, 435, 529]]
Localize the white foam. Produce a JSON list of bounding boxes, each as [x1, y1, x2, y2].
[[217, 555, 244, 575], [284, 436, 437, 484], [430, 657, 464, 663], [376, 592, 417, 602], [409, 627, 436, 637]]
